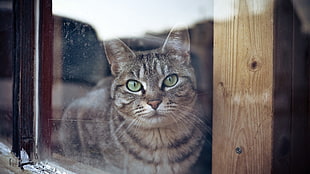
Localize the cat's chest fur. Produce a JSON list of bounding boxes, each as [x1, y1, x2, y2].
[[109, 106, 205, 174]]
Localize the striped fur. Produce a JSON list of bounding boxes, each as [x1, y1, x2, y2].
[[60, 28, 207, 174]]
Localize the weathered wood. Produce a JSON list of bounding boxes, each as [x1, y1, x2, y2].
[[12, 0, 35, 159], [38, 0, 53, 159], [213, 0, 274, 173]]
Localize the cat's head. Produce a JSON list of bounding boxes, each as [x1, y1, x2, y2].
[[104, 28, 198, 128]]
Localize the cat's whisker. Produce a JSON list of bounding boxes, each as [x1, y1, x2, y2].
[[115, 117, 141, 140], [177, 110, 205, 126], [170, 113, 192, 133], [174, 117, 193, 134], [133, 108, 146, 115], [177, 112, 209, 133], [112, 115, 140, 139], [181, 105, 206, 121], [110, 114, 125, 122], [113, 121, 127, 135], [171, 107, 207, 131]]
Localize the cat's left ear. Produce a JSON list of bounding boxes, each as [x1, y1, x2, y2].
[[104, 39, 136, 76], [162, 27, 190, 65]]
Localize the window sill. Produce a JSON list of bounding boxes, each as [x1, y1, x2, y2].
[[0, 141, 31, 174], [1, 141, 111, 174]]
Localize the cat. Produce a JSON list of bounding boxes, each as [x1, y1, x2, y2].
[[59, 27, 208, 174]]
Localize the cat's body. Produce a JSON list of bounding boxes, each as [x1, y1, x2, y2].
[[60, 28, 207, 174]]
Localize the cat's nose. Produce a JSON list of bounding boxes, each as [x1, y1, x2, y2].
[[147, 99, 162, 110]]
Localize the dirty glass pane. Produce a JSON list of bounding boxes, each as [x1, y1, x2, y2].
[[51, 1, 213, 173], [0, 0, 13, 146]]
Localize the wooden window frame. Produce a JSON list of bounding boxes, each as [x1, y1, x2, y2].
[[12, 0, 53, 164], [7, 0, 310, 173]]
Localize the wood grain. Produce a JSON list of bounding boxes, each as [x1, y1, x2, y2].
[[213, 0, 274, 173], [39, 0, 54, 159]]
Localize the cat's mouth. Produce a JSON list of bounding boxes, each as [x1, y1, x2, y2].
[[145, 113, 165, 119], [139, 111, 174, 127], [141, 110, 165, 118]]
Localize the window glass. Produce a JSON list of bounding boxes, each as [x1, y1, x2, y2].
[[0, 0, 13, 146], [51, 1, 213, 173]]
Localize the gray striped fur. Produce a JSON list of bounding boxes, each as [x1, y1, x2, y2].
[[60, 28, 207, 174]]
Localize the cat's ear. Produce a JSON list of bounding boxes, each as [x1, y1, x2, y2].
[[162, 27, 190, 65], [104, 39, 136, 76]]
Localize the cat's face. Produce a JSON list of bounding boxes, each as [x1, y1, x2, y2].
[[105, 28, 198, 128]]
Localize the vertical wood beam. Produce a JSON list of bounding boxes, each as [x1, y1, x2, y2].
[[38, 0, 53, 159], [273, 0, 310, 173], [213, 0, 274, 173], [12, 0, 35, 160]]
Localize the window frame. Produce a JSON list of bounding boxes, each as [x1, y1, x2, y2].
[[37, 0, 53, 160], [11, 0, 53, 164], [7, 0, 309, 173], [12, 0, 36, 161]]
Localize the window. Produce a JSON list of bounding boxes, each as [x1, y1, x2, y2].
[[0, 0, 212, 173], [1, 0, 309, 174], [49, 1, 213, 173]]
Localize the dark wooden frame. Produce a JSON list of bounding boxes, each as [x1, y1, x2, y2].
[[12, 0, 35, 160], [273, 0, 310, 173], [12, 0, 53, 163], [38, 0, 53, 160]]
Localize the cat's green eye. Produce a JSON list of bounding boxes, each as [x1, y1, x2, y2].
[[126, 80, 142, 92], [163, 74, 178, 87]]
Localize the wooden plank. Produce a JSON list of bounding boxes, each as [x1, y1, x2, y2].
[[12, 0, 35, 159], [38, 0, 53, 159], [213, 0, 274, 173]]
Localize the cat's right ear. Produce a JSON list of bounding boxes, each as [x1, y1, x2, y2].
[[104, 39, 135, 76], [161, 26, 191, 65]]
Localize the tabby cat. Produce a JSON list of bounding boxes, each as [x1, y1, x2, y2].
[[59, 28, 207, 174]]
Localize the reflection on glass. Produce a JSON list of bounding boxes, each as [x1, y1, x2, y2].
[[51, 1, 212, 173], [0, 1, 13, 146]]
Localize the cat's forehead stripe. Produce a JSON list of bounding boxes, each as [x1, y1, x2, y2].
[[164, 64, 169, 75], [132, 53, 173, 79], [151, 57, 156, 72], [155, 59, 163, 75], [139, 65, 145, 79], [131, 69, 138, 78]]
